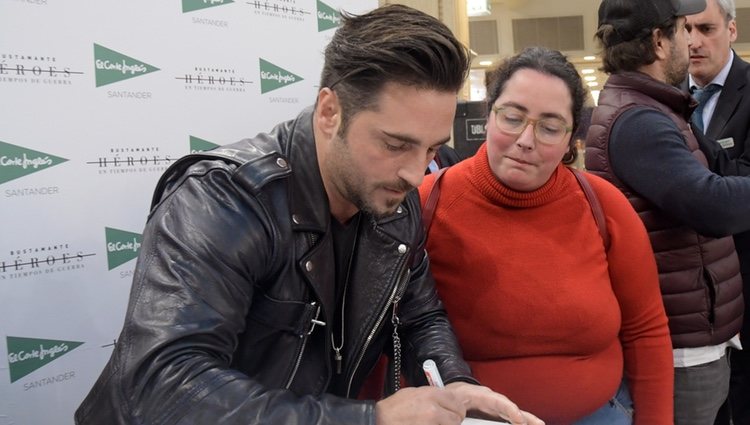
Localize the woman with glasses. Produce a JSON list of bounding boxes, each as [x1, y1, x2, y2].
[[419, 47, 673, 424]]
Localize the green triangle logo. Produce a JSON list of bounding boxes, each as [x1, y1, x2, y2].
[[94, 44, 160, 87], [0, 140, 68, 185], [182, 0, 234, 13], [105, 227, 143, 270], [190, 136, 220, 153], [7, 336, 84, 383], [259, 58, 303, 94], [317, 0, 341, 32]]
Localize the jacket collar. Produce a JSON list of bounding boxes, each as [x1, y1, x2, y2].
[[281, 106, 332, 234], [607, 71, 697, 121]]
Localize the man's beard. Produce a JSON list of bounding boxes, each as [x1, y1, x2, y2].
[[327, 135, 414, 220], [342, 175, 414, 220], [665, 43, 689, 86]]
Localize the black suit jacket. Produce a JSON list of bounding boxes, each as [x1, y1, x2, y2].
[[705, 54, 750, 165], [692, 52, 750, 346]]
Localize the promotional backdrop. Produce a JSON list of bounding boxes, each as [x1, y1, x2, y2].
[[0, 0, 374, 423]]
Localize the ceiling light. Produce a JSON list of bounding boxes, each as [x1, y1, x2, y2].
[[581, 68, 595, 74], [584, 76, 597, 82], [591, 90, 601, 105], [478, 60, 493, 66], [587, 81, 599, 87], [583, 55, 597, 61], [467, 0, 491, 17]]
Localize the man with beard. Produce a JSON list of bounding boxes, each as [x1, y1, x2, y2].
[[74, 5, 542, 425], [684, 1, 750, 422], [586, 0, 750, 423]]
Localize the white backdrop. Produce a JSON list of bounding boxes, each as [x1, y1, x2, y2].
[[0, 0, 374, 423]]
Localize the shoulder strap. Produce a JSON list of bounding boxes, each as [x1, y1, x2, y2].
[[571, 168, 611, 251], [422, 166, 610, 251], [434, 153, 442, 169], [422, 167, 449, 236]]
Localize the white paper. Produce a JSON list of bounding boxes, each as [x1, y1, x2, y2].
[[462, 418, 509, 424]]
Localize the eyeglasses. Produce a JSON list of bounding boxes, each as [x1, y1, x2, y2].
[[492, 105, 572, 146]]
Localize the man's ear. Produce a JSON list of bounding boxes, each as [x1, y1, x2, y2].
[[729, 19, 738, 44], [315, 88, 341, 139], [653, 28, 668, 60]]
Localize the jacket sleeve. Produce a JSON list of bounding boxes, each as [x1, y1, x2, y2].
[[590, 176, 674, 425], [76, 161, 374, 425], [394, 193, 478, 387], [609, 108, 750, 237]]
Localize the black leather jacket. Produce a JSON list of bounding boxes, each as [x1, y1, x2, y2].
[[75, 107, 475, 425]]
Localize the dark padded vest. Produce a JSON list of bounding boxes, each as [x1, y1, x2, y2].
[[585, 72, 743, 348]]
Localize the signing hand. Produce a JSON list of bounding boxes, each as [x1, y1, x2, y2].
[[375, 386, 467, 425], [444, 382, 545, 425]]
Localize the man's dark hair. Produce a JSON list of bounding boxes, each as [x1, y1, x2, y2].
[[596, 16, 678, 74], [485, 47, 587, 165], [320, 4, 470, 135]]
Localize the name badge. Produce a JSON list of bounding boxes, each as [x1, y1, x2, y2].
[[717, 137, 735, 149]]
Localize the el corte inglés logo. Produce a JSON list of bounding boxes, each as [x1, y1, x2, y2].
[[0, 140, 68, 185], [190, 136, 219, 153], [105, 227, 143, 270], [183, 0, 234, 12], [316, 0, 340, 31], [7, 336, 84, 383], [259, 59, 303, 94], [94, 44, 160, 87]]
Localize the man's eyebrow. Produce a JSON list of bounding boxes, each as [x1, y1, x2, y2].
[[382, 131, 451, 147], [687, 20, 713, 29]]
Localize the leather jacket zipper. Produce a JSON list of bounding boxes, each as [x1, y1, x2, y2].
[[345, 255, 411, 397], [285, 334, 310, 389], [286, 233, 321, 389], [285, 302, 317, 389]]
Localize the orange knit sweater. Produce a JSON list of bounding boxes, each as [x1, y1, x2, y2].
[[419, 145, 673, 425]]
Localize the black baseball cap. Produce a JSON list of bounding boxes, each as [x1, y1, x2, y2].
[[598, 0, 706, 45]]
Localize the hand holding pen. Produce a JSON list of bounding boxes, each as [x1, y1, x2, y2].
[[423, 359, 545, 425], [422, 359, 444, 388], [373, 359, 544, 425]]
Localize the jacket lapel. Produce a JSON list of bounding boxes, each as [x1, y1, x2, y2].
[[282, 106, 336, 321], [707, 56, 745, 139]]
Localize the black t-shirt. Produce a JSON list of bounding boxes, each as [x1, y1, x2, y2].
[[327, 212, 361, 394]]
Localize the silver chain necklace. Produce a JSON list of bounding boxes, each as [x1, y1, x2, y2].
[[331, 214, 360, 375]]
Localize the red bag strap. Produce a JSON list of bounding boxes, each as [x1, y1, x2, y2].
[[571, 168, 610, 251], [422, 166, 610, 252], [421, 167, 449, 236]]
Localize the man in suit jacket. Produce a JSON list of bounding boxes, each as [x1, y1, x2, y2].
[[687, 0, 750, 423]]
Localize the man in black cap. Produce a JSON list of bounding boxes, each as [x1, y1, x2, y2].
[[585, 0, 750, 423]]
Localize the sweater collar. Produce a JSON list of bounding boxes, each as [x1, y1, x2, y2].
[[469, 143, 571, 208]]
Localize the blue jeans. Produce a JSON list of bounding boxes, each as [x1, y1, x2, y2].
[[573, 380, 633, 425]]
